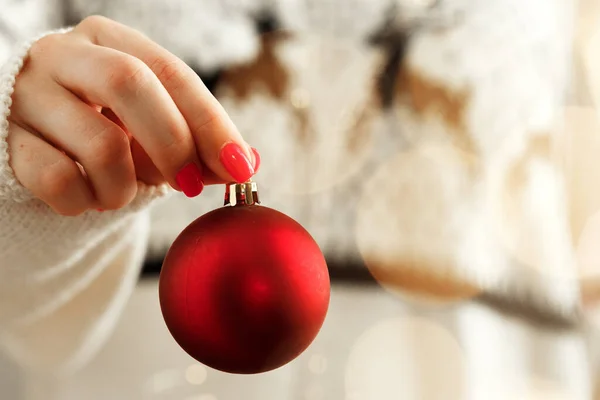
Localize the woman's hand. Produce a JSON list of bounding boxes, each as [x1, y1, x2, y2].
[[7, 15, 259, 215]]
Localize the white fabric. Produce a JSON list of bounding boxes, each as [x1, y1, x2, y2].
[[0, 22, 172, 373], [0, 0, 598, 390]]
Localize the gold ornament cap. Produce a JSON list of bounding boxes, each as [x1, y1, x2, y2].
[[224, 181, 260, 206]]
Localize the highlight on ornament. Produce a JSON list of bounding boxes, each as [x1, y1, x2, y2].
[[159, 181, 331, 374]]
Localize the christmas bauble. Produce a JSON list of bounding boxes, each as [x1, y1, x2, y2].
[[159, 182, 330, 374]]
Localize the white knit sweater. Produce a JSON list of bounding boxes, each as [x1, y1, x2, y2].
[[0, 0, 599, 377]]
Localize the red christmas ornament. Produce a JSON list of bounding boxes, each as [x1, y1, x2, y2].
[[159, 182, 330, 374]]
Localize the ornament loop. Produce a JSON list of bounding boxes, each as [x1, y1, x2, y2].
[[224, 181, 260, 206]]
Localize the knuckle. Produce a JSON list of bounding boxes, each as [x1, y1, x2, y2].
[[101, 180, 137, 210], [192, 108, 222, 133], [149, 57, 187, 90], [40, 160, 81, 201], [79, 15, 111, 31], [161, 125, 191, 160], [29, 33, 63, 60], [105, 56, 153, 96], [87, 126, 130, 169]]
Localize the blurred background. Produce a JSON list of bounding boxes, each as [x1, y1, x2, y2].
[[2, 0, 600, 398]]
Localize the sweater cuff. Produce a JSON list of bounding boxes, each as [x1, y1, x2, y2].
[[0, 28, 72, 202]]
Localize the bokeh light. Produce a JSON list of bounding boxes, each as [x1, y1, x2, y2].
[[345, 317, 464, 400], [486, 107, 600, 289], [562, 108, 600, 287], [184, 394, 218, 400], [308, 354, 328, 375], [561, 103, 600, 318], [355, 140, 483, 304], [146, 368, 184, 395], [488, 131, 576, 282], [575, 212, 600, 283], [561, 108, 600, 245], [184, 364, 208, 386], [510, 377, 572, 400]]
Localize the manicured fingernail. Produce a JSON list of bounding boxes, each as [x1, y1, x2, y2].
[[251, 147, 261, 172], [176, 163, 204, 198], [220, 142, 255, 183]]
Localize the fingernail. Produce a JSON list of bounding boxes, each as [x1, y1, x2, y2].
[[220, 142, 255, 183], [251, 147, 261, 172], [176, 163, 204, 198]]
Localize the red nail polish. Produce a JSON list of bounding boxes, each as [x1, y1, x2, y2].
[[219, 143, 255, 183], [176, 163, 204, 198], [251, 147, 261, 172]]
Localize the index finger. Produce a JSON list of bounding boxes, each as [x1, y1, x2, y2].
[[73, 16, 256, 183]]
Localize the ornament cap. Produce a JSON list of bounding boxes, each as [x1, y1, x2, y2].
[[224, 181, 260, 206]]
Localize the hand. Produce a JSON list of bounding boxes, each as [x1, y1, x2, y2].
[[7, 16, 260, 215]]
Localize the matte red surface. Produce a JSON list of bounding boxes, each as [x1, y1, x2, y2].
[[159, 205, 330, 374]]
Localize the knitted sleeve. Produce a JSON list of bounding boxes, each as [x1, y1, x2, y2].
[[0, 23, 172, 374]]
